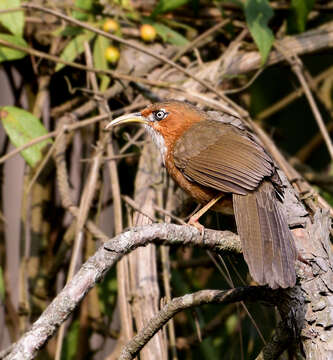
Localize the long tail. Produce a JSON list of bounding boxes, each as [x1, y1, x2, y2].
[[233, 181, 296, 288]]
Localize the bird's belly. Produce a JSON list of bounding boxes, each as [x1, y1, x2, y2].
[[171, 168, 234, 214]]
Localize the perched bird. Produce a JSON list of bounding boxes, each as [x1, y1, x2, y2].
[[107, 101, 297, 288]]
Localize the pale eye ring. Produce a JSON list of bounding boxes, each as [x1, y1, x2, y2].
[[153, 109, 168, 121]]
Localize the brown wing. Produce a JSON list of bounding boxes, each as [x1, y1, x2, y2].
[[173, 120, 274, 195]]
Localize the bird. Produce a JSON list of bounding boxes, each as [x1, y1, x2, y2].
[[106, 100, 297, 289]]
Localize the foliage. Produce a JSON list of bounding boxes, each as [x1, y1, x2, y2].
[[55, 31, 96, 72], [0, 106, 51, 168], [151, 0, 190, 17], [93, 35, 111, 90], [0, 0, 24, 36], [0, 34, 27, 62], [244, 0, 274, 64], [287, 0, 316, 33]]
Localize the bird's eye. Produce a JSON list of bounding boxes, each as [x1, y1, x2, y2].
[[153, 109, 168, 121]]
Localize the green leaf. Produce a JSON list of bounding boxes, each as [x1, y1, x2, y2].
[[52, 25, 83, 38], [287, 0, 315, 33], [145, 21, 188, 46], [244, 0, 274, 64], [0, 267, 4, 302], [93, 35, 111, 91], [73, 0, 93, 21], [60, 26, 83, 37], [0, 34, 27, 62], [55, 32, 95, 72], [155, 23, 189, 46], [0, 106, 52, 168], [0, 0, 24, 36], [152, 0, 189, 17]]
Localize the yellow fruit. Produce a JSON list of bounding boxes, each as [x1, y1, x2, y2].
[[140, 24, 156, 42], [105, 46, 120, 64], [103, 19, 119, 33]]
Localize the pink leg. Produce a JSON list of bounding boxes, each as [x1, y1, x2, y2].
[[188, 194, 224, 237]]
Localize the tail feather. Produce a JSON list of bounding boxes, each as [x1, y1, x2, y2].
[[233, 181, 296, 288]]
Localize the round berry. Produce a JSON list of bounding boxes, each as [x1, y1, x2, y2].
[[105, 46, 120, 64], [103, 19, 119, 33], [140, 24, 157, 42]]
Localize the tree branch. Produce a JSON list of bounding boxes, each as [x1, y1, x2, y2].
[[119, 287, 277, 360], [5, 224, 240, 360]]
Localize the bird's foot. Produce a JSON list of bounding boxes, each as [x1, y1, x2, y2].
[[187, 194, 224, 241], [188, 216, 205, 241]]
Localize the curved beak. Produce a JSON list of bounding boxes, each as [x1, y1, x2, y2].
[[105, 112, 148, 130]]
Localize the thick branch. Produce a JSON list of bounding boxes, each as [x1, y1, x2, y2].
[[5, 224, 240, 360]]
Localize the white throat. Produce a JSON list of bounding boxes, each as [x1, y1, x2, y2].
[[144, 124, 167, 165]]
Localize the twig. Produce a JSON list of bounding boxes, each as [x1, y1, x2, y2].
[[55, 43, 110, 360], [0, 7, 22, 14], [275, 42, 333, 161], [53, 121, 109, 242], [293, 64, 333, 160], [0, 38, 178, 89], [153, 204, 186, 225], [171, 19, 230, 63], [296, 122, 333, 162], [122, 195, 157, 223], [257, 66, 333, 121], [223, 68, 263, 94]]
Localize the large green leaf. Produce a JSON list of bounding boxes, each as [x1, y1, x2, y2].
[[152, 0, 189, 16], [93, 35, 111, 91], [55, 32, 95, 72], [0, 106, 52, 168], [0, 0, 24, 36], [244, 0, 274, 64], [0, 34, 27, 62], [287, 0, 316, 33]]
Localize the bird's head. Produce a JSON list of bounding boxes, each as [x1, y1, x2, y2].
[[106, 101, 204, 152]]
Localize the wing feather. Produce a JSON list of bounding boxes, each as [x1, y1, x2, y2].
[[173, 121, 274, 195]]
